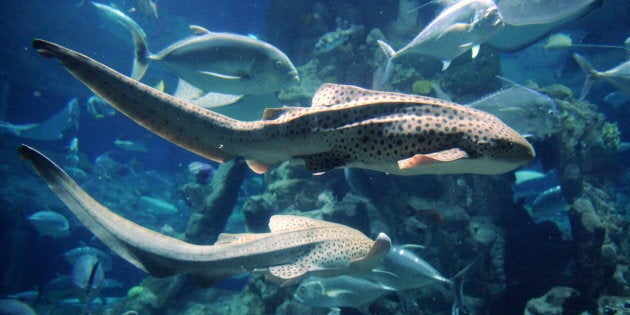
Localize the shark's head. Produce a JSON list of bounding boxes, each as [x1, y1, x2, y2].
[[251, 49, 299, 92]]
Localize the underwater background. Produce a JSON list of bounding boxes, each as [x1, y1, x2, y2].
[[0, 0, 629, 314]]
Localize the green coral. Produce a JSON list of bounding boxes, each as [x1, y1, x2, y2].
[[411, 80, 433, 94], [601, 122, 621, 152]]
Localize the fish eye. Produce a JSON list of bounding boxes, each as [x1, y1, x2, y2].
[[275, 60, 284, 68]]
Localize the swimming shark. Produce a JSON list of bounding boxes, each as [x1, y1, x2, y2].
[[19, 144, 391, 287], [33, 39, 534, 176]]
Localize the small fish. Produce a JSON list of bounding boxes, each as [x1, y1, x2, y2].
[[19, 98, 80, 141], [20, 144, 392, 288], [138, 196, 178, 215], [0, 121, 39, 136], [573, 53, 630, 100], [467, 78, 559, 138], [27, 210, 70, 239], [86, 95, 116, 119], [525, 185, 572, 238], [542, 33, 573, 50], [131, 0, 159, 25], [114, 139, 147, 152], [66, 137, 79, 166], [33, 39, 535, 176], [378, 0, 504, 81], [63, 245, 114, 272], [314, 25, 364, 54], [294, 275, 393, 314], [71, 254, 104, 313]]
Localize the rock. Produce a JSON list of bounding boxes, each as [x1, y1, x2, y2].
[[524, 286, 579, 315]]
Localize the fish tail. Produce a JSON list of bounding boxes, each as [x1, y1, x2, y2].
[[573, 53, 598, 100], [129, 22, 150, 81], [449, 259, 477, 315], [377, 40, 395, 84], [90, 2, 151, 80]]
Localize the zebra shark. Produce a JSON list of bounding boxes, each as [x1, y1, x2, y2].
[[19, 144, 391, 287], [33, 39, 535, 176]]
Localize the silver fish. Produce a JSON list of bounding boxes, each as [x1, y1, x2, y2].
[[467, 79, 559, 138], [378, 0, 504, 81], [91, 2, 298, 98], [294, 275, 393, 314], [71, 254, 104, 311], [63, 245, 113, 272], [27, 210, 70, 239], [314, 25, 364, 53], [114, 139, 147, 152], [86, 95, 116, 119], [20, 144, 391, 288], [573, 53, 630, 100], [33, 39, 535, 176], [19, 98, 80, 141]]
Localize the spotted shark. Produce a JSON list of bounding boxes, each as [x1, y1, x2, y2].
[[19, 144, 391, 287], [33, 39, 534, 176]]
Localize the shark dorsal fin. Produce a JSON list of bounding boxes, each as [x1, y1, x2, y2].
[[189, 25, 211, 35], [268, 215, 338, 232]]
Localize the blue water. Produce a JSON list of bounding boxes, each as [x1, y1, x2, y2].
[[0, 0, 629, 314]]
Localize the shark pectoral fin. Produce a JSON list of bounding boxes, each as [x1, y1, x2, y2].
[[198, 71, 243, 80], [349, 233, 392, 273], [245, 159, 272, 174], [261, 107, 305, 120], [438, 23, 469, 39], [268, 264, 308, 287], [397, 148, 469, 170], [302, 151, 350, 174]]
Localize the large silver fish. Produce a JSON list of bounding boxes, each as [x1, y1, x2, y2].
[[91, 2, 298, 99], [20, 144, 391, 287], [573, 53, 630, 100], [378, 0, 504, 81], [33, 39, 534, 176]]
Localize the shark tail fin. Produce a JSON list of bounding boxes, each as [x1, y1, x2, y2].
[[450, 259, 478, 315], [377, 40, 396, 84], [573, 53, 598, 100]]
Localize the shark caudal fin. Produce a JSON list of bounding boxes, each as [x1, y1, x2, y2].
[[91, 2, 150, 80], [377, 40, 396, 84], [573, 53, 599, 100]]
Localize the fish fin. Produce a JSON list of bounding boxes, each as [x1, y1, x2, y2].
[[377, 40, 396, 84], [269, 215, 342, 232], [441, 60, 452, 71], [471, 44, 480, 58], [438, 23, 469, 39], [173, 79, 204, 100], [189, 25, 211, 35], [268, 264, 308, 287], [398, 148, 469, 170], [245, 159, 272, 174], [401, 243, 426, 250], [190, 92, 243, 108], [349, 233, 392, 273], [198, 70, 243, 80], [302, 151, 350, 174], [261, 107, 305, 120], [215, 233, 268, 245], [573, 53, 598, 100], [326, 289, 356, 298]]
